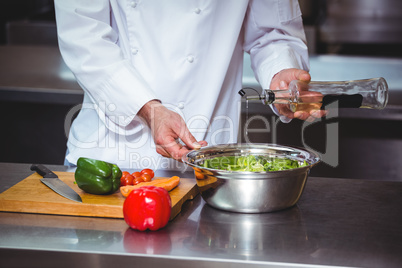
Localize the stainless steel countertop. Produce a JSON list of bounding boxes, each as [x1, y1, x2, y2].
[[1, 163, 402, 268], [0, 45, 83, 105]]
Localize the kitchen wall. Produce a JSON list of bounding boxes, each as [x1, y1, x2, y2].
[[299, 0, 402, 57], [0, 1, 74, 165], [0, 0, 54, 45]]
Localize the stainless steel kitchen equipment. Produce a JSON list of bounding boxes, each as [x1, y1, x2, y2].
[[319, 0, 402, 44], [182, 143, 320, 213]]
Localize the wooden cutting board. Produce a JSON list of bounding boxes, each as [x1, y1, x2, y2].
[[0, 172, 198, 220]]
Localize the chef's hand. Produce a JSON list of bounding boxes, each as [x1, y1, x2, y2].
[[138, 100, 208, 160], [270, 68, 327, 121]]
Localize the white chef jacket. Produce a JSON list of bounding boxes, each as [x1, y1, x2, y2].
[[54, 0, 309, 170]]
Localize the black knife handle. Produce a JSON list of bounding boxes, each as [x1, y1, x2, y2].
[[30, 164, 57, 178]]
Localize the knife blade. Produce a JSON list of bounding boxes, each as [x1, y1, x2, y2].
[[30, 164, 83, 203]]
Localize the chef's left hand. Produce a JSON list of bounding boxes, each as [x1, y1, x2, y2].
[[270, 68, 327, 121]]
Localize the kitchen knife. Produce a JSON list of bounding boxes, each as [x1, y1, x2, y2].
[[30, 164, 83, 203]]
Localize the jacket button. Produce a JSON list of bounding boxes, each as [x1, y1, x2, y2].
[[131, 48, 139, 55], [194, 8, 201, 14], [186, 55, 194, 63], [130, 1, 137, 8]]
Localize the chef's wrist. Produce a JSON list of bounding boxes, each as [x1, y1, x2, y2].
[[138, 99, 162, 123]]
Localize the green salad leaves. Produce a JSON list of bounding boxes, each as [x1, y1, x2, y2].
[[202, 155, 308, 172]]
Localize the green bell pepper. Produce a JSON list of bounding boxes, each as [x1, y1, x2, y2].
[[75, 157, 122, 195]]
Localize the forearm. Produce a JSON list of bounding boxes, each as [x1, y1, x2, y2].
[[244, 0, 309, 89], [55, 0, 157, 127]]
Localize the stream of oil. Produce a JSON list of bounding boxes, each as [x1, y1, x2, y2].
[[245, 99, 249, 136]]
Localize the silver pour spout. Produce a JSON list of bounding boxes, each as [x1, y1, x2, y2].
[[238, 89, 276, 105]]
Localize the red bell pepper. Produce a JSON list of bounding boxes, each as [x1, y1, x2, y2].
[[123, 186, 171, 231]]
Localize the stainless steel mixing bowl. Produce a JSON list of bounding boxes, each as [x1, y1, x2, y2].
[[182, 143, 320, 213]]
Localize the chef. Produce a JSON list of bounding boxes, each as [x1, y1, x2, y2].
[[54, 0, 317, 170]]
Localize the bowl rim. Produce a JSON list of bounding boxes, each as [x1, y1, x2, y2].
[[181, 143, 321, 174]]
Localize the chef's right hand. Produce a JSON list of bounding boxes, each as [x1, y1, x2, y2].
[[138, 100, 207, 161]]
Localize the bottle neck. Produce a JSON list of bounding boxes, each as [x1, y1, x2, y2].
[[260, 89, 293, 105]]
